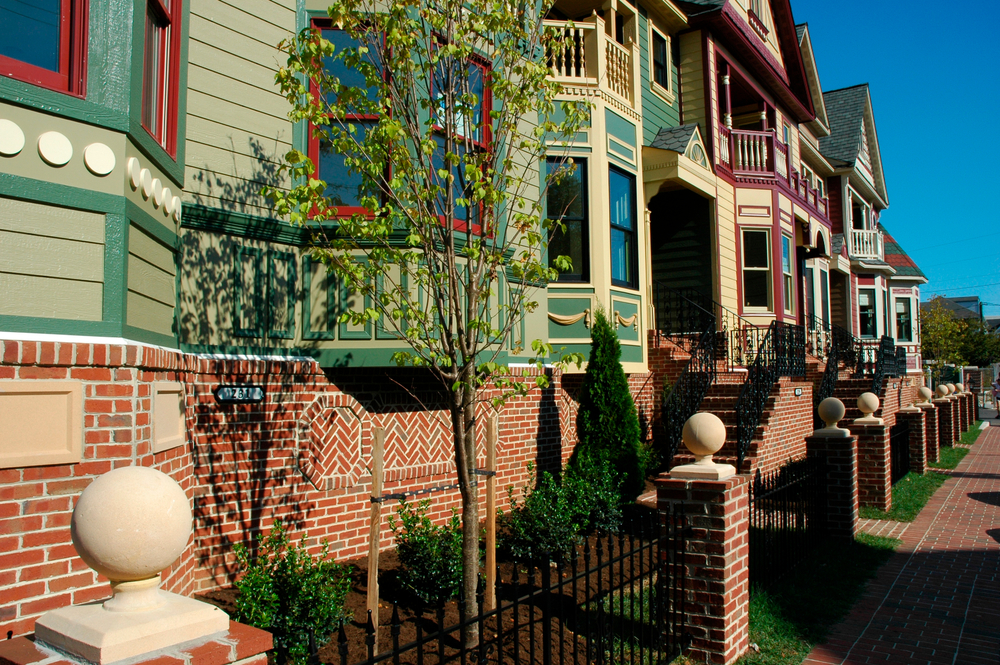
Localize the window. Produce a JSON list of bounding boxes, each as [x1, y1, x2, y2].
[[849, 190, 869, 230], [858, 288, 876, 338], [310, 22, 387, 214], [609, 167, 637, 289], [431, 54, 490, 232], [546, 157, 588, 282], [0, 0, 86, 94], [820, 270, 830, 324], [741, 229, 771, 310], [142, 0, 182, 154], [805, 267, 815, 321], [782, 123, 790, 146], [895, 298, 912, 342], [650, 28, 670, 93], [781, 234, 793, 313], [883, 288, 890, 337]]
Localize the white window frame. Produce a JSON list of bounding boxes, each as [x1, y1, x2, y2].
[[782, 234, 794, 314], [847, 185, 871, 231], [894, 296, 914, 343], [741, 227, 772, 312], [648, 23, 674, 103]]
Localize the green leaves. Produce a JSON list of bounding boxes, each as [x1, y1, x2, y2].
[[233, 521, 351, 665], [387, 498, 465, 604]]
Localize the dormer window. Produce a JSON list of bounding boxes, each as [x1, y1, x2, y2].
[[849, 188, 871, 230], [649, 25, 672, 99]]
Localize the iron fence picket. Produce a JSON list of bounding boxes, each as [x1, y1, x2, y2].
[[749, 457, 826, 591], [890, 419, 911, 485]]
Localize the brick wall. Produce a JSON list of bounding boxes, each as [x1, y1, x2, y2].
[[751, 379, 814, 476], [0, 339, 589, 637]]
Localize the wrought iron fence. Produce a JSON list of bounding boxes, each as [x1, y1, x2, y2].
[[890, 419, 911, 485], [328, 508, 691, 665], [854, 335, 900, 394], [808, 315, 860, 427], [735, 321, 806, 468], [661, 326, 717, 462], [749, 457, 826, 591]]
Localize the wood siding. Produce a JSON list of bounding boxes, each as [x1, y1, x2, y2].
[[127, 224, 177, 337], [0, 197, 104, 321], [638, 11, 680, 145], [184, 0, 296, 219], [678, 31, 707, 138], [716, 180, 738, 310]]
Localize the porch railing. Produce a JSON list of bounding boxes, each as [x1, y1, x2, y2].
[[855, 335, 899, 394], [848, 228, 883, 261], [544, 17, 636, 105]]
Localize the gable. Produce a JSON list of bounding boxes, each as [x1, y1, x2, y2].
[[796, 24, 829, 136]]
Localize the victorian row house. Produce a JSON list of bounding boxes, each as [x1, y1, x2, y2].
[[0, 0, 929, 635]]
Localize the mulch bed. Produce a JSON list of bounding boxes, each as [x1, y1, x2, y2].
[[197, 506, 674, 665]]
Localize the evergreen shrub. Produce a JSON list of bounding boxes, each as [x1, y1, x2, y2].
[[387, 498, 464, 604], [233, 521, 351, 665]]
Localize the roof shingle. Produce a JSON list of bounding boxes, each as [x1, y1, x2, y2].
[[819, 84, 869, 166], [881, 225, 927, 281]]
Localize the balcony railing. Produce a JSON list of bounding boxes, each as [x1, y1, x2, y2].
[[848, 228, 883, 261], [717, 125, 830, 219], [544, 16, 637, 106]]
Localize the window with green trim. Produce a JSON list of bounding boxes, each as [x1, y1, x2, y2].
[[233, 246, 297, 339]]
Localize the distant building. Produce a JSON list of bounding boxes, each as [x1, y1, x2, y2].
[[921, 296, 985, 321]]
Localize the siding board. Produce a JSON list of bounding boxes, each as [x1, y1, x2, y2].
[[0, 273, 103, 320]]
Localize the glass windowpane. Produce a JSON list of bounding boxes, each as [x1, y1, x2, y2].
[[0, 0, 61, 72]]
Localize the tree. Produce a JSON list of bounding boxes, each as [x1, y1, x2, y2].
[[267, 0, 588, 641], [920, 298, 965, 383], [572, 309, 648, 501], [957, 317, 1000, 368]]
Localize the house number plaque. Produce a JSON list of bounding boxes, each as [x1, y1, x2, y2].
[[213, 385, 265, 404]]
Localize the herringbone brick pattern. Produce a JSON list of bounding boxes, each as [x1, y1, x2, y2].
[[803, 425, 1000, 664]]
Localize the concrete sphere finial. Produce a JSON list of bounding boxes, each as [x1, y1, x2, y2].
[[918, 386, 933, 403], [818, 397, 845, 428], [946, 383, 956, 395], [956, 382, 965, 393], [71, 466, 192, 583], [935, 384, 949, 398], [682, 412, 727, 463], [857, 392, 879, 417]]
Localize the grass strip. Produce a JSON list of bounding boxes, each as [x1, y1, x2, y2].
[[931, 445, 968, 470], [957, 421, 984, 447], [859, 470, 948, 522], [740, 534, 898, 665]]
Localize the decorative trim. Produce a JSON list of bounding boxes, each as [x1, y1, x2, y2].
[[614, 311, 638, 331], [548, 309, 591, 328], [738, 205, 770, 217]]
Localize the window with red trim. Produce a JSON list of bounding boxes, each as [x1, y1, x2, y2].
[[430, 55, 490, 234], [0, 0, 87, 95], [141, 0, 181, 155], [309, 20, 387, 216]]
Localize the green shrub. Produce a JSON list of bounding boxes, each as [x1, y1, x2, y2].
[[564, 456, 623, 533], [387, 498, 463, 604], [574, 309, 651, 501], [501, 467, 582, 563], [233, 521, 351, 665]]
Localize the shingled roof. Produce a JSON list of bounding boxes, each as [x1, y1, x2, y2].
[[795, 23, 806, 42], [819, 84, 869, 165], [650, 125, 699, 152], [881, 225, 927, 282]]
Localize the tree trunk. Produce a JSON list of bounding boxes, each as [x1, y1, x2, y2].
[[453, 366, 480, 648]]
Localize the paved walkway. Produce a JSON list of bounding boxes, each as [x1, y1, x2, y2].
[[802, 423, 1000, 665]]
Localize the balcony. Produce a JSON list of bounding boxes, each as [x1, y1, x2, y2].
[[847, 228, 884, 261], [717, 125, 829, 219], [544, 16, 638, 107]]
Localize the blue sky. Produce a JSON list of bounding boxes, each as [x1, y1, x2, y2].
[[790, 0, 1000, 317]]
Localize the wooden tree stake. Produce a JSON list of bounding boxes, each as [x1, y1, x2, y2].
[[367, 427, 385, 648]]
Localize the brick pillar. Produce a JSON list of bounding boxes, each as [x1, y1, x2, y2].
[[919, 402, 939, 463], [950, 397, 961, 442], [849, 422, 891, 511], [805, 433, 858, 539], [956, 394, 969, 434], [935, 398, 954, 449], [658, 476, 749, 665], [970, 388, 981, 424], [897, 409, 927, 475]]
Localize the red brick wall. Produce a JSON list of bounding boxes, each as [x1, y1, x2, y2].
[[0, 339, 582, 637], [751, 379, 814, 476]]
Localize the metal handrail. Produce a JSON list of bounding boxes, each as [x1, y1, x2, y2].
[[735, 320, 805, 468]]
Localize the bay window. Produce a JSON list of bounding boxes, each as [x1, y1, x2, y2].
[[895, 298, 912, 342], [142, 0, 182, 155], [546, 157, 588, 282], [609, 167, 637, 289], [0, 0, 87, 95], [741, 228, 771, 310]]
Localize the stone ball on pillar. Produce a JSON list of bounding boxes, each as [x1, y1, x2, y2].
[[918, 386, 933, 403], [818, 397, 845, 428], [935, 384, 949, 398], [857, 392, 879, 418], [71, 466, 192, 610], [682, 411, 727, 463], [956, 382, 965, 393], [946, 383, 956, 395]]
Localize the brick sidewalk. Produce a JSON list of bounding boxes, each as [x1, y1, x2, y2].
[[803, 425, 1000, 665]]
